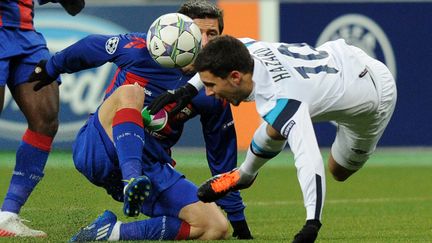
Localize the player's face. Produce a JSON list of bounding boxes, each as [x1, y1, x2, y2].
[[182, 18, 220, 73], [199, 70, 250, 106], [193, 18, 220, 47]]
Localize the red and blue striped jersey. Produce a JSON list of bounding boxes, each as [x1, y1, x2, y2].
[[0, 0, 36, 30], [0, 0, 60, 30], [45, 32, 238, 172], [46, 32, 246, 221]]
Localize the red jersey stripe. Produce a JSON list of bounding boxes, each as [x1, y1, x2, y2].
[[18, 0, 33, 30], [124, 71, 149, 87], [0, 8, 3, 27]]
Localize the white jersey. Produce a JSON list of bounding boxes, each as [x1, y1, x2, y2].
[[242, 38, 378, 122], [240, 38, 389, 220]]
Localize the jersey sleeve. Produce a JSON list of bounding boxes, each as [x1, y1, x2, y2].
[[196, 93, 247, 221], [264, 99, 326, 220], [187, 73, 204, 90], [45, 34, 129, 79]]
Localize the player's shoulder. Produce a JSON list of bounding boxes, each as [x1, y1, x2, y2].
[[114, 32, 150, 56], [117, 32, 148, 49], [238, 37, 258, 46]]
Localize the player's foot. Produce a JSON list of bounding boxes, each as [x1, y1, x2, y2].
[[292, 220, 321, 243], [231, 219, 254, 239], [197, 168, 257, 202], [70, 210, 117, 242], [0, 211, 47, 237], [123, 175, 151, 217]]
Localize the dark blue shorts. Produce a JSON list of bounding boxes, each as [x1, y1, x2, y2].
[[0, 28, 53, 87], [72, 111, 197, 217]]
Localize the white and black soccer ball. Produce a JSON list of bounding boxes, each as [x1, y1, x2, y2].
[[146, 13, 202, 68]]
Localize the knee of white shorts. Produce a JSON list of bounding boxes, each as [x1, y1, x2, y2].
[[331, 141, 371, 171]]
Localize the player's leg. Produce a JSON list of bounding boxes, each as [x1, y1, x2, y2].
[[98, 83, 149, 217], [328, 152, 356, 181], [6, 80, 59, 204], [117, 177, 228, 240], [178, 200, 229, 239], [87, 203, 228, 241], [70, 177, 228, 241], [329, 63, 397, 181], [98, 83, 146, 181], [0, 79, 58, 238], [198, 123, 285, 202], [0, 41, 59, 237]]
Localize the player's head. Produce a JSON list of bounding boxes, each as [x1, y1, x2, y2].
[[178, 0, 224, 46], [194, 35, 254, 106]]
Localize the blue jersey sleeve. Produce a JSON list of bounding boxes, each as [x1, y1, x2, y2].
[[45, 34, 137, 79], [194, 91, 247, 222]]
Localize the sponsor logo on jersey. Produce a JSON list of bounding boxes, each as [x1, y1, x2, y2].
[[124, 37, 147, 49], [0, 12, 129, 143], [316, 14, 397, 79], [282, 120, 296, 137]]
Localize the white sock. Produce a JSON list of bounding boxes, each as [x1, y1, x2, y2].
[[0, 211, 18, 218], [108, 221, 122, 241]]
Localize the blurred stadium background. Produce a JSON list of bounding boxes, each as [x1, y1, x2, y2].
[[1, 0, 431, 149], [0, 0, 431, 242]]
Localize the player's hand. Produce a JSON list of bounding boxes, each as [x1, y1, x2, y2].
[[147, 83, 198, 116], [27, 60, 57, 91], [59, 0, 85, 16], [231, 220, 253, 240]]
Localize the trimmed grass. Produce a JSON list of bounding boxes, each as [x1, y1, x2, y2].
[[0, 148, 431, 242]]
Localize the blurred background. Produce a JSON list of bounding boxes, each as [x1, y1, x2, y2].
[[0, 0, 431, 150]]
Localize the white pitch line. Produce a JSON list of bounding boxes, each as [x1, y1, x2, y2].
[[246, 197, 432, 206]]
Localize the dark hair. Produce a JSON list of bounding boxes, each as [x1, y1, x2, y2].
[[194, 35, 254, 79], [178, 0, 224, 34]]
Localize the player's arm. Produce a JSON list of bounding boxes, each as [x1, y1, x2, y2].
[[37, 0, 85, 16], [262, 99, 324, 242], [197, 94, 253, 239], [147, 73, 203, 115], [28, 34, 124, 91]]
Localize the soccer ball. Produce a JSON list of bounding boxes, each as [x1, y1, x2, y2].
[[141, 107, 168, 131], [146, 13, 202, 68]]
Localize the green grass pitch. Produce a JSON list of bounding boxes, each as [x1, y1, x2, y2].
[[0, 148, 431, 242]]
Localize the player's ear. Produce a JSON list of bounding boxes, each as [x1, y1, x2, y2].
[[229, 71, 242, 85]]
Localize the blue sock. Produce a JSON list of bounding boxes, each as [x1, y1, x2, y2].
[[112, 108, 145, 184], [2, 130, 52, 213], [120, 216, 190, 240]]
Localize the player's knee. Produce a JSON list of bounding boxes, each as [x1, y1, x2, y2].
[[200, 215, 229, 240], [328, 159, 357, 181], [211, 215, 229, 239], [114, 84, 145, 110], [185, 202, 229, 240], [29, 113, 59, 137]]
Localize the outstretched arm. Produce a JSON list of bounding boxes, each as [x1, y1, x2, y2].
[[147, 74, 203, 115], [28, 34, 124, 91], [261, 100, 325, 243]]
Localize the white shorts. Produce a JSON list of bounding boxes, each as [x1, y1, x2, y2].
[[331, 51, 397, 170]]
